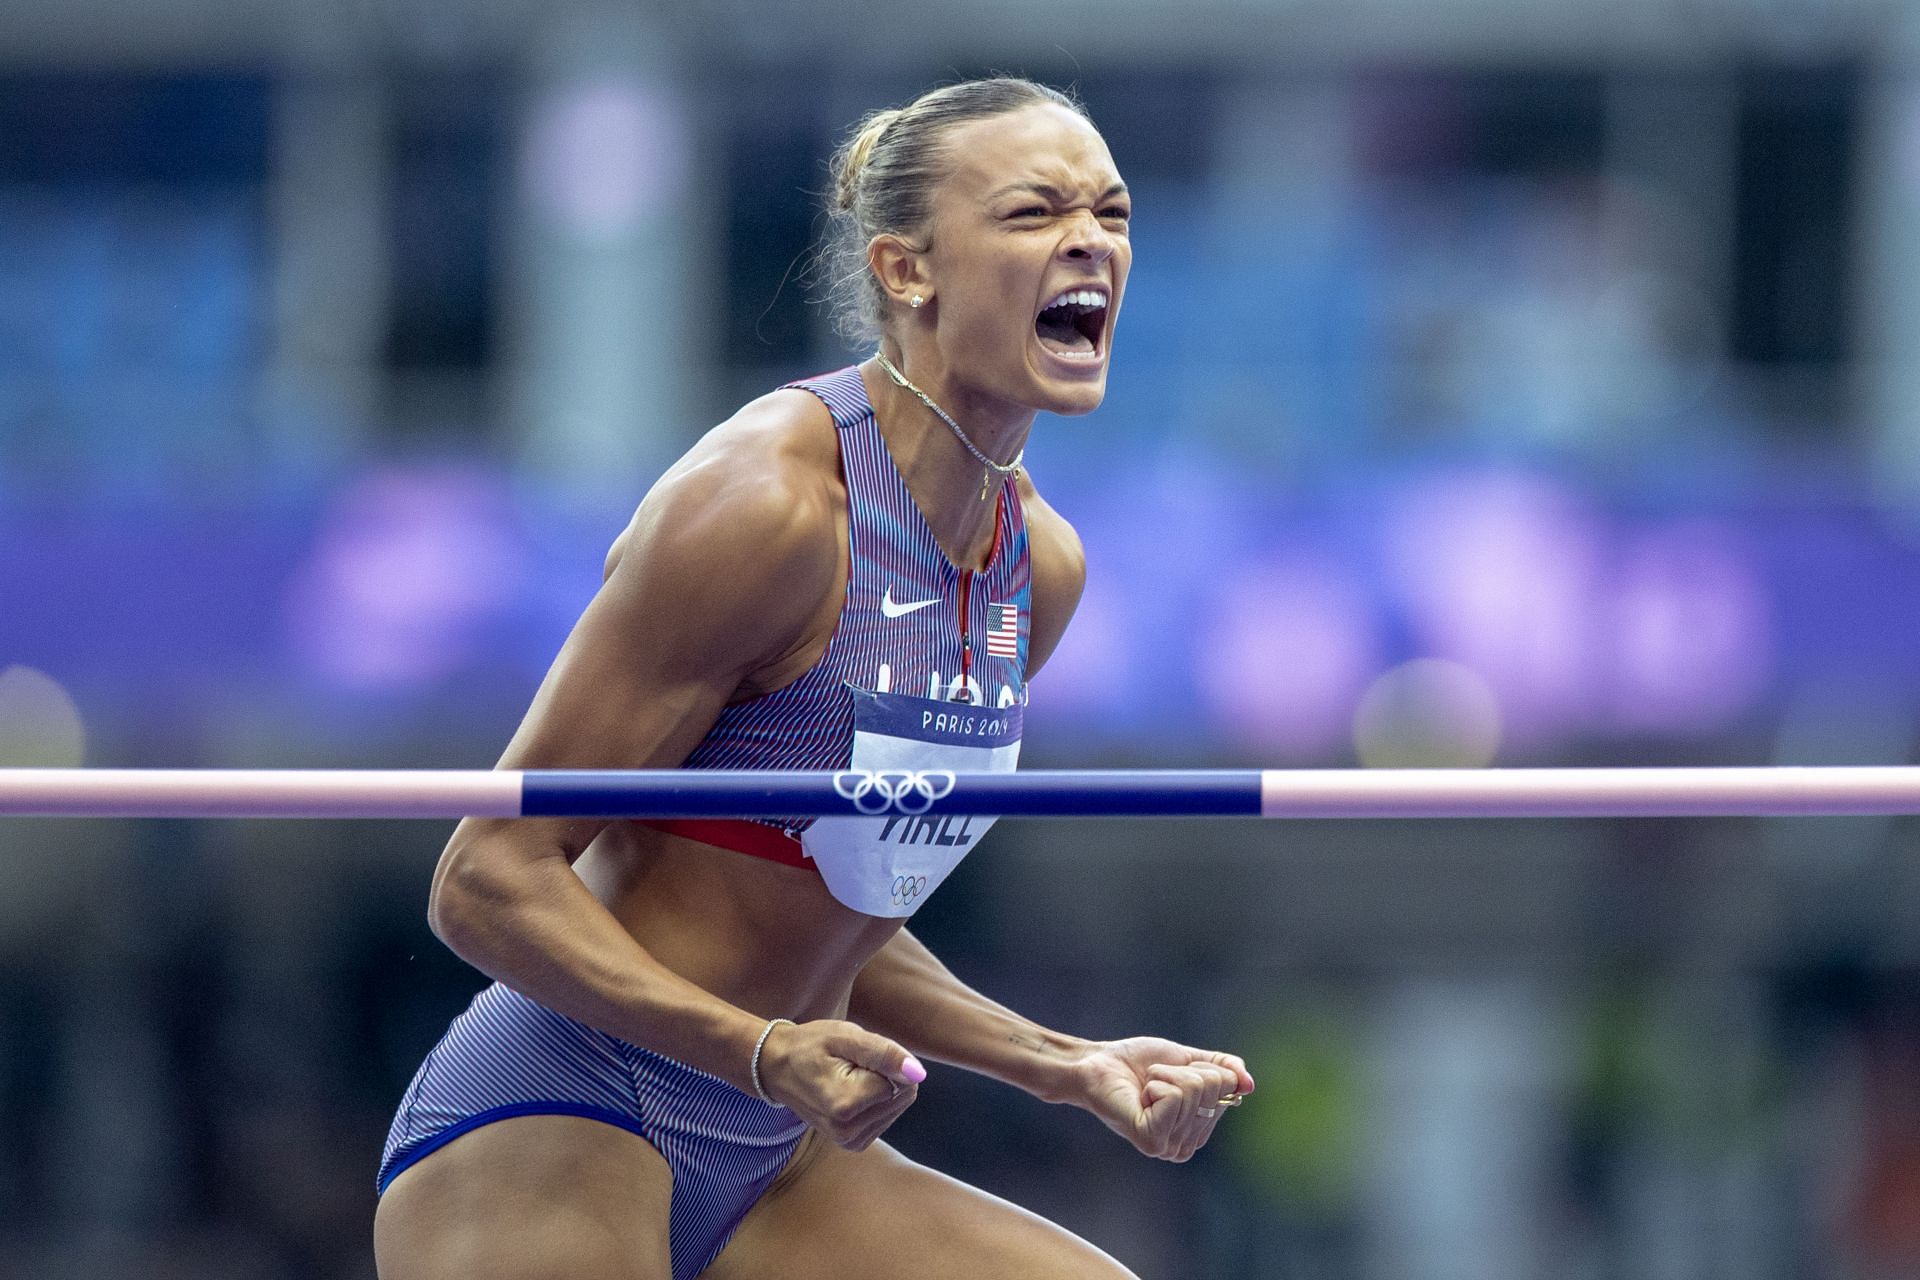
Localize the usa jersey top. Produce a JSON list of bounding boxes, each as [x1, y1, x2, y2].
[[643, 363, 1033, 917]]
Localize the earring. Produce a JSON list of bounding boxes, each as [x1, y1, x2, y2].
[[910, 294, 925, 309]]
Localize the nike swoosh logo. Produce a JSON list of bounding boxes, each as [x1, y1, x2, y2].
[[881, 587, 941, 619]]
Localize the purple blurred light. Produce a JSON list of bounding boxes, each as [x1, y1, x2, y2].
[[1194, 554, 1380, 759], [1382, 471, 1602, 749], [283, 466, 529, 691], [1033, 573, 1134, 726], [1381, 472, 1773, 747], [1605, 520, 1772, 731]]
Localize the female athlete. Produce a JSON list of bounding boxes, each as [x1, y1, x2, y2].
[[373, 77, 1255, 1280]]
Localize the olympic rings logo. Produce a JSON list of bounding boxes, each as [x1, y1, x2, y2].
[[891, 874, 929, 906], [830, 769, 957, 816]]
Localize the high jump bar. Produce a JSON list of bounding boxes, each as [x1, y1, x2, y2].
[[1, 767, 1919, 820]]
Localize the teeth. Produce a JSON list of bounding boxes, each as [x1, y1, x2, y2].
[[1041, 288, 1108, 312]]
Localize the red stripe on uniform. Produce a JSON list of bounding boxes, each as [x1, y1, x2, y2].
[[638, 820, 820, 872]]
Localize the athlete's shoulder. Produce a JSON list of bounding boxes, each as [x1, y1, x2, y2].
[[696, 382, 843, 493], [1015, 470, 1086, 588], [603, 384, 842, 590]]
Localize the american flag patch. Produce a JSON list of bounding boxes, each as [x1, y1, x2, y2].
[[986, 603, 1020, 658]]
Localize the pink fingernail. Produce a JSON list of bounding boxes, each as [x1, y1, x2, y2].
[[902, 1057, 927, 1083]]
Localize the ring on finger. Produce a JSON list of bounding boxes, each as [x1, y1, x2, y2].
[[1198, 1107, 1217, 1117], [1214, 1093, 1246, 1107]]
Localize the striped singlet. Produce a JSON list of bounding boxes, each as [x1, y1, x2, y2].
[[378, 365, 1035, 1276], [651, 362, 1033, 905]]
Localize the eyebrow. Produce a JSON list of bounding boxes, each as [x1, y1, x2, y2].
[[987, 180, 1131, 203]]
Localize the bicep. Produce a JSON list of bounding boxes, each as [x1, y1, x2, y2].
[[502, 486, 831, 775], [499, 569, 737, 775]]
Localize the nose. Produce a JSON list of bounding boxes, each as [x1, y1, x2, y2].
[[1059, 209, 1118, 264]]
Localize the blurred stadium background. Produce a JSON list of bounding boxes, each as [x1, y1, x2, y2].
[[5, 0, 1920, 1275]]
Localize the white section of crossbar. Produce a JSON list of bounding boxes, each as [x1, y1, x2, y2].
[[0, 769, 524, 818], [1257, 766, 1920, 818]]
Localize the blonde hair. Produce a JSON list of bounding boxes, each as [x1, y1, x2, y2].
[[817, 77, 1089, 347]]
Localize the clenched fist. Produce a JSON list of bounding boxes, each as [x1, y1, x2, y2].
[[1071, 1037, 1255, 1163], [756, 1019, 926, 1150]]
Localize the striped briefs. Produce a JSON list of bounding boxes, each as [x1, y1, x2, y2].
[[378, 983, 807, 1280]]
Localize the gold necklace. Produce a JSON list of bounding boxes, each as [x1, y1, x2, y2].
[[875, 352, 1024, 501]]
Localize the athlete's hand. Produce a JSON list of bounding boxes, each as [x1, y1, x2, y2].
[[1072, 1036, 1254, 1163], [756, 1019, 926, 1151]]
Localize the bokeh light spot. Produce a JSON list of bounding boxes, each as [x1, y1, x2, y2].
[[524, 78, 688, 238], [1605, 520, 1771, 731], [1353, 658, 1501, 769], [0, 665, 87, 767]]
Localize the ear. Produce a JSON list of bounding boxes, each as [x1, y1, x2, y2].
[[867, 232, 934, 311]]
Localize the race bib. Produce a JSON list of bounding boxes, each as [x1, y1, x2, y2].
[[802, 685, 1022, 917]]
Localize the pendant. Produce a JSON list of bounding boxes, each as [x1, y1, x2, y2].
[[981, 466, 992, 501]]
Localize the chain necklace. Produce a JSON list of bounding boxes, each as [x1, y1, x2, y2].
[[875, 351, 1023, 501]]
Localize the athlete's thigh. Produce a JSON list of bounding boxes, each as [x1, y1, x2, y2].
[[374, 1114, 675, 1280], [706, 1132, 1138, 1280]]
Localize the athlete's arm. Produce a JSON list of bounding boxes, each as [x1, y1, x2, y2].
[[846, 927, 1089, 1098], [427, 398, 921, 1142], [847, 929, 1252, 1160]]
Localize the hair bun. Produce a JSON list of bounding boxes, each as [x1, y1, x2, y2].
[[834, 108, 903, 212]]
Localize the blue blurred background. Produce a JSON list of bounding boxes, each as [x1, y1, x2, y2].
[[5, 2, 1920, 1276]]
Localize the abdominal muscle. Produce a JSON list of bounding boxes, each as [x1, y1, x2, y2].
[[572, 820, 903, 1029]]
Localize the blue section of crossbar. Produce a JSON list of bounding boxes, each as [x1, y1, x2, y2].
[[520, 770, 1265, 819]]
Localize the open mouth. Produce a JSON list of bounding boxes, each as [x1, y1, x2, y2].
[[1034, 288, 1108, 360]]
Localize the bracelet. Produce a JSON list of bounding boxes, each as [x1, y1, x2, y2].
[[750, 1017, 794, 1108]]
